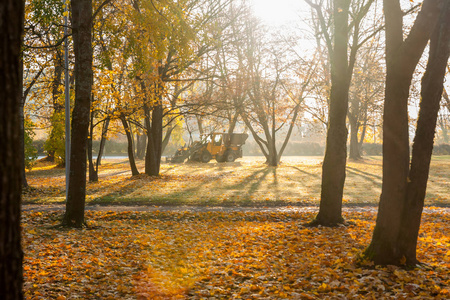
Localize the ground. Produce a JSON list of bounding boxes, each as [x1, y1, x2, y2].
[[22, 156, 450, 299]]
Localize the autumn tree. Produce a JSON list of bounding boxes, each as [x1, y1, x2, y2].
[[63, 0, 94, 227], [0, 0, 25, 298], [365, 0, 448, 266], [306, 0, 377, 226], [128, 0, 232, 175], [348, 39, 385, 159], [241, 25, 315, 166]]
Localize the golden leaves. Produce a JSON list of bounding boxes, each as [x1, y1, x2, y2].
[[22, 209, 450, 299]]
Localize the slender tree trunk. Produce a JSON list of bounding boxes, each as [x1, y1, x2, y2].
[[161, 124, 176, 155], [0, 0, 24, 298], [19, 59, 28, 188], [438, 116, 449, 143], [365, 0, 442, 265], [278, 105, 300, 160], [95, 117, 109, 167], [311, 0, 350, 226], [63, 0, 93, 228], [358, 105, 368, 150], [267, 105, 277, 166], [88, 111, 97, 182], [144, 103, 157, 174], [120, 114, 139, 176], [398, 3, 450, 265]]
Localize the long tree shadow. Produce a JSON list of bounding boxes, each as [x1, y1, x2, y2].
[[220, 167, 273, 198], [346, 166, 382, 181], [287, 166, 321, 179]]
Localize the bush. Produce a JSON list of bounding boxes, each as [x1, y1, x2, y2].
[[362, 143, 382, 156], [24, 119, 38, 170], [432, 144, 450, 155]]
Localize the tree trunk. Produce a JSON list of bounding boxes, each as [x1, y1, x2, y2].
[[0, 0, 24, 298], [19, 59, 28, 188], [348, 114, 362, 160], [120, 114, 139, 176], [365, 0, 442, 265], [47, 53, 64, 163], [146, 102, 163, 175], [438, 116, 449, 143], [311, 0, 350, 226], [95, 117, 109, 167], [136, 127, 146, 160], [145, 81, 163, 176], [63, 0, 93, 228], [88, 111, 97, 182], [398, 2, 450, 265], [161, 123, 176, 155]]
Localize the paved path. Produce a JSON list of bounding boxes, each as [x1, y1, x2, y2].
[[22, 204, 449, 214]]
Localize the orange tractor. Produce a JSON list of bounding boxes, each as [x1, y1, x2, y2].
[[169, 132, 248, 163]]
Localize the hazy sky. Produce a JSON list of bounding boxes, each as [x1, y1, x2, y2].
[[249, 0, 305, 28]]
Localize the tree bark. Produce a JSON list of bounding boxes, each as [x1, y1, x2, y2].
[[120, 114, 139, 176], [348, 97, 362, 160], [398, 2, 450, 265], [19, 59, 28, 188], [365, 0, 443, 265], [88, 110, 97, 182], [136, 126, 146, 160], [144, 80, 163, 176], [63, 0, 93, 228], [312, 0, 350, 226], [95, 117, 109, 167], [0, 0, 25, 298]]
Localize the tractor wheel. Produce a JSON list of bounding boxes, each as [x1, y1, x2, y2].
[[225, 152, 235, 162], [201, 151, 212, 163], [216, 155, 225, 163]]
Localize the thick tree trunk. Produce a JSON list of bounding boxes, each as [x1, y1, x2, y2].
[[312, 0, 350, 226], [365, 0, 442, 265], [398, 3, 450, 265], [120, 114, 139, 176], [136, 127, 146, 160], [146, 103, 163, 175], [348, 95, 362, 160], [348, 115, 361, 160], [144, 84, 163, 176], [0, 0, 25, 298], [63, 0, 93, 228]]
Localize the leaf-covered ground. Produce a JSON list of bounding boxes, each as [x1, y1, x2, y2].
[[23, 209, 449, 299], [23, 156, 450, 207]]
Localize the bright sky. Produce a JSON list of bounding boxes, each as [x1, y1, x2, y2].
[[249, 0, 305, 28]]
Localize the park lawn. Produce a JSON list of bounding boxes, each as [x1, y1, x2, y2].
[[23, 209, 450, 299], [23, 156, 449, 207]]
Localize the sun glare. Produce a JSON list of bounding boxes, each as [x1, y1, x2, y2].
[[249, 0, 304, 27]]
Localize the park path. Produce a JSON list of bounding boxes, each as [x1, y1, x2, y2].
[[22, 204, 449, 214]]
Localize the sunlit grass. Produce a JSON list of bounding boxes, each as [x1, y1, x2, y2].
[[24, 156, 449, 207]]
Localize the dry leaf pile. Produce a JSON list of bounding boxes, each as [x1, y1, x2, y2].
[[23, 209, 449, 299]]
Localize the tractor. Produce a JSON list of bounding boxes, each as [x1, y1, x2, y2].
[[169, 132, 248, 163]]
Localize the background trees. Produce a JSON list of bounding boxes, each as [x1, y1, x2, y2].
[[21, 0, 450, 267]]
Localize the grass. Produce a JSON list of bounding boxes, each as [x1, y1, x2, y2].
[[23, 156, 450, 207]]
